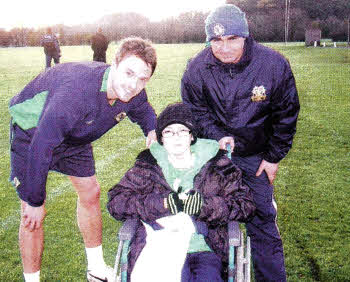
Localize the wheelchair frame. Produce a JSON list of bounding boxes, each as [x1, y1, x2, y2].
[[113, 219, 251, 282]]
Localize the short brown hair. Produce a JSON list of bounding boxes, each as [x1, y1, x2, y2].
[[115, 37, 157, 76]]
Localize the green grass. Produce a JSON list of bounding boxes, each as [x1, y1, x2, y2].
[[0, 43, 349, 281]]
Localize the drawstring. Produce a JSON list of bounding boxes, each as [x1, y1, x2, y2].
[[229, 68, 234, 78]]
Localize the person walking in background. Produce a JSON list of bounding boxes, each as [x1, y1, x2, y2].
[[9, 37, 158, 282], [91, 28, 109, 63], [181, 4, 300, 281], [40, 27, 61, 68]]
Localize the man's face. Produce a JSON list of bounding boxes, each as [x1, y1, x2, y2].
[[210, 35, 245, 64], [109, 55, 152, 103]]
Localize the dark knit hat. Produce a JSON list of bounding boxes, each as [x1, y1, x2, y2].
[[205, 4, 249, 42], [156, 102, 197, 145]]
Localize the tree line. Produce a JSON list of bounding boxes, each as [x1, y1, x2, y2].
[[1, 0, 349, 47], [229, 0, 350, 42]]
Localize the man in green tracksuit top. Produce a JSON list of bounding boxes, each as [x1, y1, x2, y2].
[[9, 37, 158, 282]]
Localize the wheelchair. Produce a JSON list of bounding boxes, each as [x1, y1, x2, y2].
[[112, 218, 251, 282]]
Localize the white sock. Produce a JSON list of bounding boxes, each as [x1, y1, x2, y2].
[[85, 245, 106, 274], [23, 270, 40, 282]]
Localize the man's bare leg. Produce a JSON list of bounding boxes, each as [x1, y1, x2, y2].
[[69, 175, 112, 280], [69, 175, 102, 247], [19, 200, 45, 280]]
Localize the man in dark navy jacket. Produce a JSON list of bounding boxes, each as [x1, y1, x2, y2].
[[181, 4, 300, 281], [9, 37, 157, 282], [40, 27, 61, 68], [91, 28, 109, 63]]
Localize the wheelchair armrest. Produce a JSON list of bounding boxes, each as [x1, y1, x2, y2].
[[228, 221, 241, 247], [118, 219, 138, 241]]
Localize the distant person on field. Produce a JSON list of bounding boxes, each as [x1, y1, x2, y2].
[[181, 4, 300, 281], [9, 37, 158, 282], [91, 28, 109, 63], [40, 27, 61, 68]]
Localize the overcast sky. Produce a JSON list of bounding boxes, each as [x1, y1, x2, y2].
[[0, 0, 226, 30]]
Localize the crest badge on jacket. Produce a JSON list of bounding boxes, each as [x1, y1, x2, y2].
[[251, 86, 267, 102]]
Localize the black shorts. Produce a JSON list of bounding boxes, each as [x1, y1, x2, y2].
[[10, 124, 95, 202]]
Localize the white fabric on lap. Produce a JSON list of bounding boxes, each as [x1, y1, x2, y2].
[[131, 213, 195, 282]]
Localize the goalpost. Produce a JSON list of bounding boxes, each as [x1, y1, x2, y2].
[[284, 0, 291, 44]]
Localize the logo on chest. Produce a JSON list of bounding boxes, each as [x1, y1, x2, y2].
[[114, 112, 126, 122], [251, 86, 267, 102]]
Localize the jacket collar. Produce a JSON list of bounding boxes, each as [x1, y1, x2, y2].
[[205, 36, 254, 70]]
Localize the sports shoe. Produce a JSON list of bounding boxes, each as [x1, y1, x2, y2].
[[87, 265, 115, 282]]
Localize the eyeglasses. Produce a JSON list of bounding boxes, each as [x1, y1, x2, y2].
[[162, 129, 191, 138]]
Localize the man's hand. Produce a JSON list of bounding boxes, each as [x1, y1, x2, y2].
[[256, 159, 279, 184], [146, 130, 157, 148], [22, 203, 46, 232], [218, 136, 234, 152]]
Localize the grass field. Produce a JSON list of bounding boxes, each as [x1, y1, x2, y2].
[[0, 42, 349, 281]]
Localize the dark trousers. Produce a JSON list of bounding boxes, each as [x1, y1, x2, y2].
[[231, 154, 287, 282], [45, 53, 59, 68], [93, 51, 106, 63], [181, 252, 223, 282]]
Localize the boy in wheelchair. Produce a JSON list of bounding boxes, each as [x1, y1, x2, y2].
[[107, 102, 256, 281]]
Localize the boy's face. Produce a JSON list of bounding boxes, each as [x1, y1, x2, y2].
[[162, 123, 193, 157], [108, 55, 152, 103], [211, 35, 245, 64]]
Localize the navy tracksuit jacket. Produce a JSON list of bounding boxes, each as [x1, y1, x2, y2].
[[182, 37, 300, 281]]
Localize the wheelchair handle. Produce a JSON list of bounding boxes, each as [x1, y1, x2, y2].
[[226, 144, 232, 159]]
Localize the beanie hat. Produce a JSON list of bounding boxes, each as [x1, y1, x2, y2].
[[205, 4, 249, 42], [156, 102, 197, 145]]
